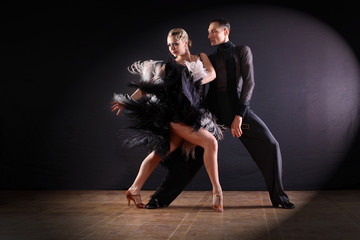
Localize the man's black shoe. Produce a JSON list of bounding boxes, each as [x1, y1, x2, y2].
[[145, 197, 168, 209], [272, 200, 295, 209]]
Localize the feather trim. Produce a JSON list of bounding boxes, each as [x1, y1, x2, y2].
[[113, 93, 131, 104], [127, 60, 163, 83], [184, 58, 207, 82]]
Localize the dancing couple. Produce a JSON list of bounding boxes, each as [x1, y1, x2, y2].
[[111, 18, 295, 212]]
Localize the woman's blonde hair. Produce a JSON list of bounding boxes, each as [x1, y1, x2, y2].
[[168, 28, 192, 48]]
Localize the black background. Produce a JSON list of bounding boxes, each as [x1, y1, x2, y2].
[[1, 0, 360, 191]]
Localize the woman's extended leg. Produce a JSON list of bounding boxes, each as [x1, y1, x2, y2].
[[170, 122, 223, 211], [127, 132, 183, 206]]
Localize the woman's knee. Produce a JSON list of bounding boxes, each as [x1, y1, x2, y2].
[[204, 136, 218, 152]]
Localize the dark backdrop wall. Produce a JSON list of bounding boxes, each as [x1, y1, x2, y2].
[[1, 1, 360, 190]]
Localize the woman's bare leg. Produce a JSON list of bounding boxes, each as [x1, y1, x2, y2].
[[170, 122, 222, 196], [128, 132, 183, 196]]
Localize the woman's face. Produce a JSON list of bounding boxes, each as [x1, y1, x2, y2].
[[167, 35, 187, 57]]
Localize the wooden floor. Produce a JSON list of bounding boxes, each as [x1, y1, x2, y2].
[[0, 190, 359, 240]]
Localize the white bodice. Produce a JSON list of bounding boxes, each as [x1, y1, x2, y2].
[[184, 57, 207, 82]]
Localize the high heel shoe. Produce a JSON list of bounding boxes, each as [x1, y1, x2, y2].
[[212, 193, 224, 212], [126, 190, 145, 208]]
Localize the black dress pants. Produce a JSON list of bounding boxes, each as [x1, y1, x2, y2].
[[151, 108, 289, 206], [152, 147, 204, 206]]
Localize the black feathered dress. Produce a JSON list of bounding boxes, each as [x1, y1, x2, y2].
[[113, 57, 224, 159]]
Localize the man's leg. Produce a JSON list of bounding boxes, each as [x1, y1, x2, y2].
[[146, 147, 204, 209], [240, 109, 294, 209]]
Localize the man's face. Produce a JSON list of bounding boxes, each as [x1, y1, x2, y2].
[[208, 22, 228, 46]]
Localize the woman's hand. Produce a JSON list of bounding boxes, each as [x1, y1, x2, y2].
[[111, 101, 125, 116], [111, 88, 144, 116]]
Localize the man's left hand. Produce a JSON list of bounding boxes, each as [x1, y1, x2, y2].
[[231, 115, 243, 138]]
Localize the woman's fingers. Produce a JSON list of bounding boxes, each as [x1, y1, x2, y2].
[[111, 105, 118, 111]]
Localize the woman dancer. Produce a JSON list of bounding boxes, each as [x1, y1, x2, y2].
[[111, 28, 224, 212]]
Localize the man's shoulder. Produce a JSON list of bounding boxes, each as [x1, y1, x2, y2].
[[235, 45, 252, 57], [235, 45, 251, 51]]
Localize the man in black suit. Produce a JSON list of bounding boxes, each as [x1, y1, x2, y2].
[[146, 18, 294, 209]]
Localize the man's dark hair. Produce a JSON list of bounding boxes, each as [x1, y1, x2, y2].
[[210, 18, 231, 31]]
